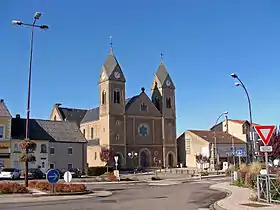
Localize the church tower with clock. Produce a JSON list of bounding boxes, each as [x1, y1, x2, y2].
[[151, 61, 177, 167], [98, 48, 126, 149]]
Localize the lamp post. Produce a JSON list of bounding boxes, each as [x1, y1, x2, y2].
[[128, 151, 138, 174], [231, 73, 255, 163], [12, 12, 49, 187], [213, 111, 228, 174]]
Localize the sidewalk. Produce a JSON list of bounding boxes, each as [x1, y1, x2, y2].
[[210, 182, 280, 210]]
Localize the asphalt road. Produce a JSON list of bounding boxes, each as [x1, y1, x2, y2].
[[0, 178, 229, 210]]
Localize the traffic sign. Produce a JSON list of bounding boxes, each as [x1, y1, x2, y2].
[[153, 157, 158, 163], [63, 171, 72, 183], [235, 150, 243, 156], [46, 169, 60, 184], [260, 146, 273, 152], [254, 125, 275, 145]]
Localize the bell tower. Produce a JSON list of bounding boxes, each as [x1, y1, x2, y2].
[[151, 58, 177, 167], [98, 42, 126, 147]]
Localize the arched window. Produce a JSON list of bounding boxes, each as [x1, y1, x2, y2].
[[140, 102, 147, 112], [166, 97, 172, 108], [154, 97, 161, 110], [102, 90, 106, 105], [113, 90, 121, 104]]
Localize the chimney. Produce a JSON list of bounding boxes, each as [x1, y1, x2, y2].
[[0, 99, 3, 103], [15, 114, 20, 119], [55, 103, 62, 107]]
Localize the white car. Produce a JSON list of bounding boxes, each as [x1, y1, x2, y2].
[[0, 168, 21, 180]]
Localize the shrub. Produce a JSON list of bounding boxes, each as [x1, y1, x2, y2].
[[249, 162, 262, 174], [239, 163, 249, 173], [29, 181, 86, 193], [107, 173, 116, 182], [200, 171, 209, 176], [0, 182, 28, 194], [87, 166, 113, 176]]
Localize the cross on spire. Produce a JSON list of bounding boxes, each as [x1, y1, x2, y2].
[[160, 52, 164, 61], [109, 35, 113, 49]]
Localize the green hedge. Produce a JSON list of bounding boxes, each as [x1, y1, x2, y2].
[[87, 166, 113, 176]]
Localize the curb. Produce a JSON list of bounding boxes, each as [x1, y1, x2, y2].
[[209, 182, 232, 210], [30, 190, 93, 197], [72, 180, 145, 184]]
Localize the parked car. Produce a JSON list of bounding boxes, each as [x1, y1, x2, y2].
[[69, 168, 82, 178], [0, 168, 21, 180], [26, 168, 45, 179]]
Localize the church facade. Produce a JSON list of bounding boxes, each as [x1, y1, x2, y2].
[[49, 48, 177, 169]]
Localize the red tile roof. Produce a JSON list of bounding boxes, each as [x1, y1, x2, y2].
[[188, 130, 245, 144], [229, 119, 259, 126]]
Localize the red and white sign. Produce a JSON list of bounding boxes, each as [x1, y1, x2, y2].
[[254, 125, 275, 145]]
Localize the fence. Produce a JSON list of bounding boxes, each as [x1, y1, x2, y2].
[[257, 174, 280, 203]]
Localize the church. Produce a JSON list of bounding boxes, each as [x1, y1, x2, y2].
[[49, 47, 177, 169]]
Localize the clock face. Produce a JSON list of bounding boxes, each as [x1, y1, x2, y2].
[[101, 72, 106, 80], [166, 80, 171, 86], [114, 71, 121, 79]]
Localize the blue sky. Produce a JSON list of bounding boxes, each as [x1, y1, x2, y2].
[[1, 0, 280, 135]]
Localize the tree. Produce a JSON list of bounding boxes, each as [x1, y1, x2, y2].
[[259, 126, 280, 163], [19, 140, 36, 187], [195, 154, 210, 170], [100, 147, 115, 172]]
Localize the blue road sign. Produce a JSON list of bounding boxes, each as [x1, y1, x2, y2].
[[235, 150, 243, 156], [46, 169, 60, 184]]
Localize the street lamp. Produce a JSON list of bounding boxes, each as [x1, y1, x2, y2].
[[231, 73, 255, 163], [128, 152, 138, 174], [12, 12, 49, 187], [213, 111, 228, 174]]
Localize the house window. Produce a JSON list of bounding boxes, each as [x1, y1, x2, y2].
[[40, 144, 47, 153], [13, 143, 21, 153], [102, 90, 106, 105], [166, 97, 172, 108], [91, 127, 94, 139], [68, 163, 73, 170], [68, 147, 73, 155], [50, 147, 55, 155], [0, 126, 4, 139], [186, 138, 191, 154], [116, 134, 119, 141], [242, 124, 247, 134], [140, 102, 147, 112], [113, 90, 121, 104], [83, 129, 86, 136], [49, 163, 55, 169], [94, 152, 97, 160], [54, 115, 56, 121]]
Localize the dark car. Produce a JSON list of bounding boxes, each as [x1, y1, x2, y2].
[[69, 168, 82, 178], [29, 168, 45, 179]]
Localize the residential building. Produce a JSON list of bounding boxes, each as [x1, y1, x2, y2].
[[49, 48, 177, 168], [211, 119, 259, 142], [10, 115, 87, 173], [0, 99, 12, 168], [177, 130, 246, 168]]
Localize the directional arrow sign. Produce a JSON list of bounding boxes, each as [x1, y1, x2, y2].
[[254, 125, 275, 145], [46, 169, 60, 184]]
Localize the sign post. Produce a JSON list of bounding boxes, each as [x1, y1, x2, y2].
[[254, 125, 275, 174], [46, 169, 60, 194]]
